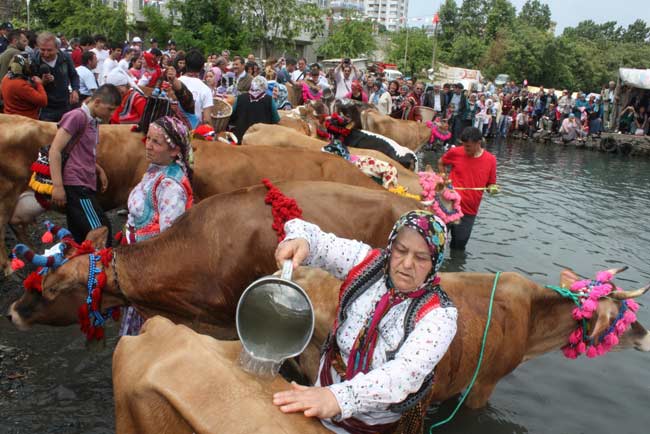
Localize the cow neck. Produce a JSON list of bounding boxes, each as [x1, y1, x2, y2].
[[523, 288, 580, 361]]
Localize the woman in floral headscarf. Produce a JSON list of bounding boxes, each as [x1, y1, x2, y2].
[[118, 116, 194, 336], [230, 75, 280, 142], [273, 210, 457, 433], [344, 80, 368, 103]]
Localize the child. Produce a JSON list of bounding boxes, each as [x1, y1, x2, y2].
[[49, 85, 122, 244]]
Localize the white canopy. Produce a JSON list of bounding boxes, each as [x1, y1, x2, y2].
[[619, 68, 650, 90]]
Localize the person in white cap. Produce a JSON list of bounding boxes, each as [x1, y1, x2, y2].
[[130, 36, 143, 51], [105, 67, 146, 124]]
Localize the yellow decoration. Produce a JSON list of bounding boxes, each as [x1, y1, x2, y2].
[[389, 185, 421, 201], [28, 172, 54, 195]]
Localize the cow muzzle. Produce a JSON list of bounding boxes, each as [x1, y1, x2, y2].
[[636, 329, 650, 352], [6, 303, 30, 331]]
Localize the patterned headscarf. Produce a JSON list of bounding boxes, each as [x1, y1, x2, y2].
[[249, 76, 268, 101], [385, 210, 447, 288], [276, 83, 290, 109], [151, 116, 193, 179]]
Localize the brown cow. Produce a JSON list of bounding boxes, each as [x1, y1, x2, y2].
[[111, 266, 650, 433], [7, 181, 422, 338], [1, 117, 382, 274], [336, 102, 431, 152], [0, 114, 148, 275]]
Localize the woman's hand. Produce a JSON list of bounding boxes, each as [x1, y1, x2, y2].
[[274, 238, 309, 270], [273, 382, 341, 419]]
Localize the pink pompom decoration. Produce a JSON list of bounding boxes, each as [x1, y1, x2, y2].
[[590, 285, 610, 298], [563, 346, 578, 359], [572, 307, 584, 321], [569, 328, 583, 345], [596, 344, 607, 356], [623, 310, 637, 325], [627, 299, 639, 312], [615, 321, 627, 334], [603, 333, 619, 347], [576, 341, 586, 354], [581, 309, 594, 319], [41, 231, 54, 244], [596, 271, 613, 282], [570, 280, 590, 292], [582, 298, 598, 313], [586, 346, 598, 358]]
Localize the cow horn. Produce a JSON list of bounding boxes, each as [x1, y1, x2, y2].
[[606, 266, 628, 276], [609, 284, 650, 300]]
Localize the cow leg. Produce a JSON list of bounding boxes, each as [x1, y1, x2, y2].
[[463, 380, 497, 409], [0, 186, 23, 276]]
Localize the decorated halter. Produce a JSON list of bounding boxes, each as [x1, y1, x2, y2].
[[418, 172, 463, 225], [262, 178, 303, 242], [11, 221, 120, 341], [547, 270, 640, 359]]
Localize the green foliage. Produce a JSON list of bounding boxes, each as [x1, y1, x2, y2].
[[484, 0, 516, 39], [438, 0, 459, 53], [388, 28, 433, 76], [518, 0, 553, 31], [235, 0, 325, 56], [140, 6, 173, 47], [457, 0, 487, 38], [445, 35, 486, 69], [170, 0, 251, 55], [30, 0, 130, 42], [318, 16, 377, 58]]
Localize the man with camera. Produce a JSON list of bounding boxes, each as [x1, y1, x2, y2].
[[30, 31, 80, 122], [334, 58, 359, 100]]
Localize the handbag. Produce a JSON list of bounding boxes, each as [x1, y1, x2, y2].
[[28, 119, 88, 207]]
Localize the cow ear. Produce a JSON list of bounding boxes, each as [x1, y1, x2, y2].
[[559, 269, 580, 289], [85, 227, 109, 249]]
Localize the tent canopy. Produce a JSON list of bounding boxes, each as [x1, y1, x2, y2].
[[619, 68, 650, 90]]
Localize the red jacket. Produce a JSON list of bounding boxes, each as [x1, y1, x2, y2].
[[1, 75, 48, 119]]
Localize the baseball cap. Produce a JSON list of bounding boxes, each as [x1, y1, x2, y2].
[[168, 39, 176, 45], [0, 22, 13, 30], [132, 36, 142, 43], [150, 37, 157, 43]]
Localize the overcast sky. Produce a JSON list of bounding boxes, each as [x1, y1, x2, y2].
[[409, 0, 650, 34]]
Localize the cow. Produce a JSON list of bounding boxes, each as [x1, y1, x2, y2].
[[336, 101, 432, 152], [0, 114, 148, 276], [111, 265, 650, 434], [6, 181, 422, 338], [341, 128, 418, 170], [0, 116, 382, 275], [241, 124, 462, 223]]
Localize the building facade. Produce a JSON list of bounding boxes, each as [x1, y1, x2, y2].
[[327, 0, 407, 32]]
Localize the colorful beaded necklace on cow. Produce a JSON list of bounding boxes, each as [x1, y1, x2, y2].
[[78, 249, 120, 341], [546, 270, 640, 359]]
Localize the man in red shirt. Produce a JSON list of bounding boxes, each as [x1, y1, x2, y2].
[[438, 127, 497, 250]]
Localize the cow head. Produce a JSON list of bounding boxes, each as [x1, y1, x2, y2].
[[333, 99, 367, 130], [6, 227, 110, 330], [560, 268, 650, 356]]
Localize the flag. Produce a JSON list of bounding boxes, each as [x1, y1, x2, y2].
[[433, 13, 440, 24]]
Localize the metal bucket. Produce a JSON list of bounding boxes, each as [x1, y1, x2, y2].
[[236, 260, 315, 377]]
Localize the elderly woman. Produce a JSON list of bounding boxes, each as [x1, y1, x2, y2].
[[273, 210, 457, 433], [369, 79, 391, 115], [273, 82, 292, 111], [230, 75, 280, 142], [119, 116, 194, 336]]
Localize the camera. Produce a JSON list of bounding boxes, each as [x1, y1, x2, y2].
[[343, 58, 351, 65]]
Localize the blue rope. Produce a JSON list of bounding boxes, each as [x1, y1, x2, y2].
[[429, 272, 501, 431]]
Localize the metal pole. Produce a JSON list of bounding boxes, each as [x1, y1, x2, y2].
[[26, 0, 31, 30]]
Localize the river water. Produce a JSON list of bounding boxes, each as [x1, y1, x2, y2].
[[1, 141, 649, 434]]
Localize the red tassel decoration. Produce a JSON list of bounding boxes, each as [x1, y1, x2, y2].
[[23, 271, 43, 292], [41, 231, 54, 244], [11, 257, 25, 271]]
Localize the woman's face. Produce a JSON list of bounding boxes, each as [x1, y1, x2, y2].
[[145, 125, 180, 165], [389, 227, 433, 293], [133, 58, 142, 69], [177, 59, 186, 70], [204, 71, 215, 86], [272, 86, 279, 99], [161, 55, 170, 67], [389, 82, 397, 93]]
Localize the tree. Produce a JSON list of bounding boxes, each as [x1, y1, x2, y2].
[[518, 0, 552, 32], [388, 28, 433, 76], [141, 6, 173, 48], [621, 19, 650, 43], [235, 0, 325, 58], [32, 0, 129, 42], [437, 0, 459, 53], [484, 0, 516, 39], [445, 34, 486, 69], [457, 0, 487, 38], [165, 0, 250, 55], [563, 20, 624, 42], [318, 16, 376, 58]]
